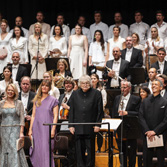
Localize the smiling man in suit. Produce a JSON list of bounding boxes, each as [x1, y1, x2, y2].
[[121, 36, 143, 67], [151, 47, 167, 75], [104, 47, 131, 89], [113, 80, 141, 167], [11, 52, 28, 85], [139, 79, 167, 167]]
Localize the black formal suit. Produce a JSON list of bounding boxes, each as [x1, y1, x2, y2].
[[151, 60, 167, 75], [121, 47, 143, 68], [163, 90, 167, 99], [142, 82, 149, 87], [19, 91, 36, 115], [12, 64, 28, 84], [69, 88, 103, 167], [139, 94, 167, 167], [103, 58, 131, 89], [113, 94, 141, 167]]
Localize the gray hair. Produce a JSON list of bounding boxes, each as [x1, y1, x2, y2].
[[121, 80, 132, 87], [78, 75, 92, 87], [154, 78, 163, 87]]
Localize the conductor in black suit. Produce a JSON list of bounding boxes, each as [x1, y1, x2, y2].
[[151, 47, 167, 75], [139, 79, 167, 167], [113, 80, 141, 167], [69, 75, 103, 167], [11, 52, 28, 85], [121, 36, 143, 67], [104, 47, 131, 89]]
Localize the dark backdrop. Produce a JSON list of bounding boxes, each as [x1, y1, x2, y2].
[[1, 0, 167, 30]]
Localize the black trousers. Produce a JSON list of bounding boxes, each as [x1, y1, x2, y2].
[[75, 134, 95, 167], [117, 139, 137, 167], [143, 139, 165, 167]]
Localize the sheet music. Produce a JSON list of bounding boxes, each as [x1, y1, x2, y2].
[[60, 121, 69, 131], [100, 118, 122, 130], [147, 135, 164, 148]]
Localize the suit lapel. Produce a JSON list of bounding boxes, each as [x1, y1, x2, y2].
[[163, 61, 167, 74], [16, 65, 20, 81], [125, 94, 131, 111]]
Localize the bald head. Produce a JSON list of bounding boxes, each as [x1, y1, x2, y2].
[[113, 47, 121, 61], [12, 52, 20, 65]]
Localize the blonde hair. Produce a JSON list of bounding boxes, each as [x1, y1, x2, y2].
[[151, 27, 160, 42], [34, 22, 42, 36], [57, 59, 69, 70], [1, 19, 8, 26], [33, 80, 51, 107], [43, 71, 55, 91], [5, 83, 18, 100]]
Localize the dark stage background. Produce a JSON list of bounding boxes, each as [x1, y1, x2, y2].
[[1, 0, 167, 30]]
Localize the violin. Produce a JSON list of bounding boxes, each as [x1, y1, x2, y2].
[[60, 97, 69, 119]]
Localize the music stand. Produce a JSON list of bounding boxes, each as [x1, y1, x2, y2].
[[106, 89, 121, 117], [130, 68, 145, 85], [115, 116, 141, 139], [45, 58, 70, 71]]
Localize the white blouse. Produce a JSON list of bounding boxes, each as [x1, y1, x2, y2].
[[89, 41, 107, 63], [49, 36, 67, 57], [8, 37, 28, 63]]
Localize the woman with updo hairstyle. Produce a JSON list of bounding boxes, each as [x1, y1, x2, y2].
[[28, 79, 59, 167], [28, 22, 49, 79], [8, 25, 28, 64], [0, 19, 12, 73], [0, 65, 20, 95], [49, 24, 67, 57], [107, 25, 126, 60]]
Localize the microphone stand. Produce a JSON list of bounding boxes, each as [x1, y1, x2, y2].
[[30, 35, 40, 90], [119, 91, 124, 167]]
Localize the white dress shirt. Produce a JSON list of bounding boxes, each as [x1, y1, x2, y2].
[[129, 21, 150, 45], [49, 86, 60, 100], [118, 93, 131, 112], [158, 60, 165, 74], [90, 21, 108, 42], [160, 89, 165, 97], [21, 91, 29, 115], [10, 27, 29, 39], [150, 22, 167, 40], [148, 80, 153, 94], [125, 48, 133, 62], [108, 24, 128, 39], [145, 38, 164, 54], [110, 58, 121, 87], [89, 41, 106, 63], [71, 26, 91, 44], [50, 24, 70, 42], [12, 64, 19, 81]]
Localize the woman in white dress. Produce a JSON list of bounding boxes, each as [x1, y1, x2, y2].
[[0, 66, 20, 95], [67, 24, 88, 80], [28, 22, 48, 79], [49, 24, 67, 58], [89, 30, 107, 79], [0, 19, 12, 73], [107, 26, 126, 61], [8, 26, 28, 64]]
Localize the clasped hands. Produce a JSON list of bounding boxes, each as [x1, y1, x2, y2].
[[118, 110, 128, 116]]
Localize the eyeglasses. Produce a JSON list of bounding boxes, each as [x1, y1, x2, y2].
[[121, 87, 128, 89], [81, 82, 90, 85]]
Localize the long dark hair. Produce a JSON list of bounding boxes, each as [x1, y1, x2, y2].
[[53, 24, 64, 36], [12, 25, 24, 38], [74, 23, 83, 35], [93, 30, 105, 51]]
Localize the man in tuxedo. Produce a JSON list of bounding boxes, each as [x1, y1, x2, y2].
[[151, 48, 167, 75], [69, 75, 103, 167], [121, 36, 143, 67], [19, 76, 36, 132], [139, 79, 167, 167], [156, 74, 167, 99], [113, 80, 141, 167], [142, 67, 157, 93], [104, 47, 131, 89], [11, 52, 28, 85]]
